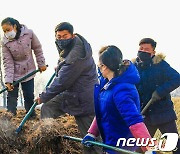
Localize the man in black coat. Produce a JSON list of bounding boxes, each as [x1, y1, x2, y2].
[[135, 38, 180, 153], [35, 22, 101, 154]]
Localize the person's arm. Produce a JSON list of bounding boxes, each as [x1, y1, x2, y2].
[[40, 60, 86, 103], [31, 30, 46, 69], [155, 61, 180, 98], [88, 117, 100, 137], [114, 89, 153, 152], [2, 45, 14, 84], [82, 117, 99, 147]]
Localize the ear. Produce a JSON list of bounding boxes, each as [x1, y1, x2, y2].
[[72, 34, 75, 38], [103, 65, 108, 71], [151, 50, 156, 56], [13, 24, 17, 31]]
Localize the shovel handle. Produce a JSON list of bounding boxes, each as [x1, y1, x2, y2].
[[15, 71, 55, 134], [141, 99, 154, 115], [15, 102, 38, 134], [0, 65, 48, 94], [63, 135, 140, 154]]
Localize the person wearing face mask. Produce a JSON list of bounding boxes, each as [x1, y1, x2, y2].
[[35, 22, 101, 154], [134, 38, 180, 154], [1, 17, 47, 116], [82, 45, 156, 154]]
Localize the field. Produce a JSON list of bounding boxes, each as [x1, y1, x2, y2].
[[0, 97, 180, 154], [154, 97, 180, 154]]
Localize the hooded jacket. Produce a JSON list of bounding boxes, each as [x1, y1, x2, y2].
[[135, 53, 180, 125], [1, 25, 46, 83], [94, 61, 143, 151], [40, 34, 98, 116]]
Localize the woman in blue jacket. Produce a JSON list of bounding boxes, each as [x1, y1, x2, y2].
[[82, 45, 154, 153]]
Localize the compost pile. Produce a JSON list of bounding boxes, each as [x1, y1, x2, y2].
[[0, 109, 82, 154], [1, 98, 180, 154]]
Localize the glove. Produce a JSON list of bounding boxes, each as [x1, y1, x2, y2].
[[39, 65, 47, 72], [82, 133, 96, 147], [5, 83, 14, 91], [151, 91, 161, 102]]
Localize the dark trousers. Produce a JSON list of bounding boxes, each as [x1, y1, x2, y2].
[[41, 96, 102, 154], [7, 79, 34, 115], [144, 119, 180, 154]]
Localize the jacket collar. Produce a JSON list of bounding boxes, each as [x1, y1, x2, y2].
[[101, 61, 139, 90], [132, 53, 166, 65], [152, 53, 165, 64]]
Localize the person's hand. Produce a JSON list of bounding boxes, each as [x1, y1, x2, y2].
[[151, 91, 161, 102], [34, 97, 42, 105], [39, 65, 47, 72], [5, 83, 14, 91], [82, 133, 96, 147], [54, 66, 57, 71]]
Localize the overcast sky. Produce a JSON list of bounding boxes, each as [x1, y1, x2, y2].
[[0, 0, 180, 80]]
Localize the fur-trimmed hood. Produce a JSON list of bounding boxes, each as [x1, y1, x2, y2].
[[131, 53, 166, 64], [152, 53, 166, 64]]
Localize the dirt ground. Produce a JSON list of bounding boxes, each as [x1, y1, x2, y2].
[[0, 109, 82, 154], [0, 97, 180, 154]]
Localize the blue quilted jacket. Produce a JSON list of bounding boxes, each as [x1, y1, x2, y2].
[[94, 62, 143, 153]]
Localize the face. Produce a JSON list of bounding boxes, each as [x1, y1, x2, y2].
[[139, 43, 155, 56], [2, 24, 17, 34], [98, 61, 108, 78], [55, 30, 74, 40]]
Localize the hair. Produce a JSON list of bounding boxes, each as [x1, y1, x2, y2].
[[55, 22, 74, 34], [1, 17, 22, 40], [99, 45, 123, 76], [139, 38, 157, 50]]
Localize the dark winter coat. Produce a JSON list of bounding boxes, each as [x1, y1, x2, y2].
[[135, 53, 180, 125], [40, 34, 98, 116], [94, 62, 143, 152]]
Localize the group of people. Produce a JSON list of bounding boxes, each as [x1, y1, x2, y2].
[[1, 17, 180, 154]]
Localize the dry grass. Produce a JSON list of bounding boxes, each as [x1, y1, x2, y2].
[[0, 109, 82, 154], [154, 97, 180, 154]]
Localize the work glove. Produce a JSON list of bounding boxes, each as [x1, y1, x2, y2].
[[82, 133, 96, 147], [39, 65, 47, 72], [5, 83, 14, 91], [151, 91, 161, 102]]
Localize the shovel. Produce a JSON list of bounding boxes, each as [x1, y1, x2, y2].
[[0, 68, 43, 94], [15, 72, 56, 134], [141, 98, 154, 115], [63, 135, 140, 154]]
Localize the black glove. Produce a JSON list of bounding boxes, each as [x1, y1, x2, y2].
[[151, 91, 161, 102]]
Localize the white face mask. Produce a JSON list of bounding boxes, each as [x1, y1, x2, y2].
[[5, 30, 16, 40]]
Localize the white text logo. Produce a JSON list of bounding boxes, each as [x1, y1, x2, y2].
[[116, 133, 178, 151]]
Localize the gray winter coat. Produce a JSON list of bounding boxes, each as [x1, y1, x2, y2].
[[2, 25, 46, 83], [40, 34, 98, 116]]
